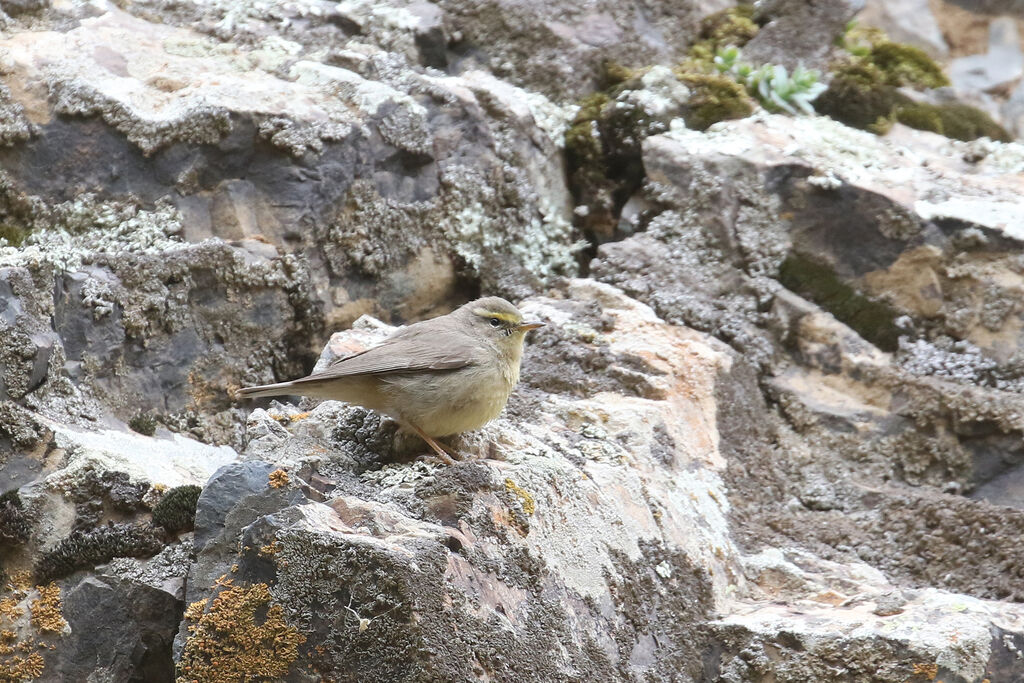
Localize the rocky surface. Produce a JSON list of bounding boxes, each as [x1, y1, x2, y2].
[[1, 0, 1024, 681]]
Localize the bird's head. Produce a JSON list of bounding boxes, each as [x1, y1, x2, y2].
[[463, 297, 545, 351]]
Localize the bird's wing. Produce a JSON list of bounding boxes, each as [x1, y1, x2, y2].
[[292, 326, 477, 385]]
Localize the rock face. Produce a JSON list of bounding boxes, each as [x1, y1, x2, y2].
[[177, 281, 740, 681], [1, 0, 1024, 681]]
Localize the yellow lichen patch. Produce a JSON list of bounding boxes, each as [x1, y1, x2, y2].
[[268, 469, 290, 489], [177, 583, 306, 683], [288, 412, 311, 423], [504, 479, 536, 515], [9, 573, 32, 592], [259, 540, 283, 557], [0, 651, 44, 681], [0, 598, 22, 622], [911, 662, 938, 680], [29, 584, 67, 634], [183, 598, 208, 621]]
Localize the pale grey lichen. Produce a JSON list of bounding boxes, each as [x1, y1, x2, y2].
[[49, 77, 232, 156], [0, 195, 187, 272]]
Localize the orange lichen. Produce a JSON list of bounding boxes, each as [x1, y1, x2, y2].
[[504, 479, 536, 515], [177, 583, 306, 683], [259, 540, 283, 557], [183, 598, 208, 621], [8, 573, 32, 592], [0, 651, 44, 681], [0, 598, 22, 622], [29, 585, 66, 634], [268, 469, 290, 489], [911, 662, 938, 679]]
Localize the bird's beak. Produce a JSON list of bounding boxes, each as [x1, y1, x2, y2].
[[518, 320, 545, 331]]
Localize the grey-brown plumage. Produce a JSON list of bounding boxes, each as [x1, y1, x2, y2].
[[236, 297, 544, 462]]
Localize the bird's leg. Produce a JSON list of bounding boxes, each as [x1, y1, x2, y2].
[[407, 423, 457, 466]]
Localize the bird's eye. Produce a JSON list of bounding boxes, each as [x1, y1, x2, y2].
[[489, 317, 501, 328]]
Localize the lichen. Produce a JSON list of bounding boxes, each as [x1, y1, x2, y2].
[[35, 523, 165, 583], [151, 485, 203, 535], [268, 469, 289, 489], [504, 478, 536, 515], [177, 583, 306, 683], [29, 584, 66, 634]]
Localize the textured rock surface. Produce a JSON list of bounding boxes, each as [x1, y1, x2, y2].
[[1, 0, 1024, 680], [176, 282, 740, 680]]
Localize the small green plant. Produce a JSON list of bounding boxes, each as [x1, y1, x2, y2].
[[713, 47, 827, 116], [128, 412, 158, 436]]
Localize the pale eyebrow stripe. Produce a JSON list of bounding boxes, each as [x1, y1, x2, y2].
[[472, 308, 519, 323]]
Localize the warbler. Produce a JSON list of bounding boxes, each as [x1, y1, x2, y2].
[[237, 297, 544, 463]]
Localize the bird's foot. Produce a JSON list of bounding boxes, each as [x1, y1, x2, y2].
[[408, 423, 458, 466]]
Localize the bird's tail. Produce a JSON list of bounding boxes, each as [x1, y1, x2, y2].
[[235, 381, 298, 399]]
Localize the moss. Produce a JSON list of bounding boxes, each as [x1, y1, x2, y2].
[[565, 91, 651, 239], [598, 60, 636, 90], [896, 102, 1012, 142], [128, 412, 158, 436], [177, 583, 305, 683], [815, 61, 912, 131], [34, 523, 165, 583], [867, 41, 949, 89], [686, 4, 760, 69], [676, 73, 754, 131], [0, 224, 29, 247], [0, 491, 30, 546], [778, 252, 902, 352], [151, 485, 202, 534], [818, 61, 1011, 142]]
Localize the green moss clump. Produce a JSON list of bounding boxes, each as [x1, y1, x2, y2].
[[151, 484, 202, 534], [35, 523, 165, 583], [128, 412, 158, 436], [676, 73, 754, 131], [701, 4, 758, 48], [895, 102, 1012, 142], [565, 90, 654, 239], [815, 61, 910, 130], [0, 223, 30, 247], [0, 490, 31, 546], [817, 61, 1011, 142], [867, 41, 949, 89], [779, 252, 902, 352], [598, 60, 636, 90], [685, 5, 759, 71]]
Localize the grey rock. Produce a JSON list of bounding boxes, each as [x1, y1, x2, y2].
[[857, 0, 949, 58], [743, 0, 865, 70], [48, 573, 181, 683], [950, 17, 1024, 93]]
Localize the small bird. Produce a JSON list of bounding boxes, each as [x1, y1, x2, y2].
[[236, 297, 545, 463]]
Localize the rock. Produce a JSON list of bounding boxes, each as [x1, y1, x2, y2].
[[857, 0, 949, 58], [175, 282, 743, 680], [950, 17, 1024, 93], [743, 0, 865, 70], [48, 573, 182, 682]]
